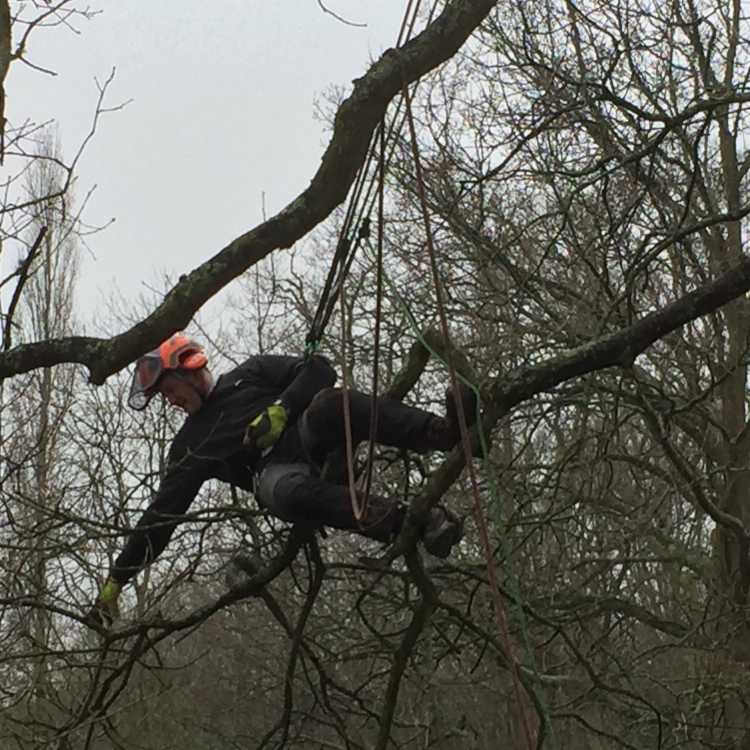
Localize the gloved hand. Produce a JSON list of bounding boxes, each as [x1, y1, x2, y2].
[[83, 578, 121, 630], [244, 400, 288, 453]]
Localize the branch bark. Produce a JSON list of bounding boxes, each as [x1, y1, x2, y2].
[[489, 254, 750, 415], [2, 225, 47, 351]]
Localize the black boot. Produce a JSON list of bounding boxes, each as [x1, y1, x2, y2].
[[425, 383, 480, 454], [355, 496, 407, 543], [422, 505, 463, 558], [359, 499, 462, 559]]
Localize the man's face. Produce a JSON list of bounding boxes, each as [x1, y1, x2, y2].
[[158, 372, 203, 415]]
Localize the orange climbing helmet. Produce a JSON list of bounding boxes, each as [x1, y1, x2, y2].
[[127, 333, 208, 410]]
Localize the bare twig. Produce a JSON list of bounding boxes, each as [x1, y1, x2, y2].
[[3, 225, 47, 351], [316, 1, 367, 28]]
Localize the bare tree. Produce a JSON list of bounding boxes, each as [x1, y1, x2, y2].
[[0, 128, 81, 744], [5, 1, 750, 748]]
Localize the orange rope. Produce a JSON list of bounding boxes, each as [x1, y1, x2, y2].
[[357, 122, 387, 520], [338, 0, 432, 525], [338, 281, 362, 521], [401, 82, 538, 749]]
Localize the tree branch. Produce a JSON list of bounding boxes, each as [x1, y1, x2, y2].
[[489, 253, 750, 415], [375, 550, 436, 750], [0, 0, 498, 385], [394, 252, 750, 548], [2, 225, 47, 351]]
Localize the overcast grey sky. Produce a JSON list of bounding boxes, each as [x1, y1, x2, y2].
[[9, 2, 406, 324]]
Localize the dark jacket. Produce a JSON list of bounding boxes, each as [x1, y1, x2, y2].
[[111, 354, 336, 583]]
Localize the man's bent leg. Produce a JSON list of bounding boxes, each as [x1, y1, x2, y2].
[[256, 463, 403, 543], [256, 463, 462, 556], [300, 386, 478, 461]]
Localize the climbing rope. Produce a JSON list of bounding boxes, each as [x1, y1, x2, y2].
[[371, 257, 557, 745], [304, 16, 546, 736], [308, 0, 438, 526], [339, 121, 388, 523], [401, 80, 541, 749], [305, 0, 438, 354], [357, 122, 387, 520], [303, 6, 554, 740]]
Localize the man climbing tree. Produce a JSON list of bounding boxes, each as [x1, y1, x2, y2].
[[86, 333, 473, 627]]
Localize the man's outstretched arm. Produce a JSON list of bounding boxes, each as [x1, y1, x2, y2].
[[86, 455, 204, 628]]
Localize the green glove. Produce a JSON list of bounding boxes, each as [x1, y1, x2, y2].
[[244, 400, 288, 453], [84, 578, 121, 630]]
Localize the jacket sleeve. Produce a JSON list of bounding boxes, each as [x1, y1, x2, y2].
[[110, 443, 205, 585], [254, 354, 337, 420]]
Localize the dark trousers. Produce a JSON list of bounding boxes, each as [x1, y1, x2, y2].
[[256, 387, 441, 542]]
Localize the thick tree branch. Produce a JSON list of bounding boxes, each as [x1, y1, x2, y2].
[[0, 0, 497, 385], [396, 253, 750, 544], [489, 254, 750, 414]]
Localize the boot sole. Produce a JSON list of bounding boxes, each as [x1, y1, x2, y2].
[[423, 517, 464, 558]]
